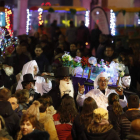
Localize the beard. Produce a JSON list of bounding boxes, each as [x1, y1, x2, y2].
[[59, 80, 74, 98], [4, 67, 14, 76]]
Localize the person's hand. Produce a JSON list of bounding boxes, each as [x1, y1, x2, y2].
[[115, 86, 123, 96], [29, 96, 34, 102], [41, 72, 50, 76], [78, 83, 85, 94]]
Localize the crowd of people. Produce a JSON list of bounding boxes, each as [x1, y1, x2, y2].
[[0, 20, 140, 140]]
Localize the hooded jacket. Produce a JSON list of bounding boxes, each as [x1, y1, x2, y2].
[[0, 101, 20, 138]]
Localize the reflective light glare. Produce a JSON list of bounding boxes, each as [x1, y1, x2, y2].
[[96, 11, 99, 15], [85, 10, 90, 27], [110, 9, 116, 36]]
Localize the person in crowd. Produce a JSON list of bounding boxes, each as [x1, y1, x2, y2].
[[0, 88, 20, 138], [126, 119, 140, 140], [47, 67, 74, 110], [53, 95, 78, 140], [72, 97, 98, 140], [77, 72, 127, 110], [66, 21, 77, 44], [21, 74, 41, 103], [52, 48, 63, 67], [17, 114, 49, 140], [21, 42, 32, 60], [112, 55, 120, 63], [13, 45, 30, 75], [100, 45, 116, 63], [86, 108, 120, 140], [16, 60, 52, 95], [119, 52, 129, 65], [38, 98, 59, 140], [34, 45, 49, 73], [69, 43, 77, 58], [0, 115, 13, 140], [115, 39, 126, 55], [96, 34, 108, 59], [15, 89, 30, 111], [107, 93, 123, 131], [76, 48, 83, 57], [116, 95, 140, 139], [76, 21, 90, 48], [90, 23, 102, 53], [8, 94, 23, 118], [0, 57, 16, 90]]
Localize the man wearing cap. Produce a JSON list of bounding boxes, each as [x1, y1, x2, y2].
[[77, 72, 127, 110], [47, 67, 74, 110], [21, 74, 41, 103]]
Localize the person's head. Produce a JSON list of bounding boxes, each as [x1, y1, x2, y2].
[[80, 21, 85, 26], [99, 34, 108, 44], [58, 43, 65, 51], [113, 56, 119, 63], [34, 32, 40, 39], [0, 88, 11, 101], [128, 55, 134, 66], [16, 45, 22, 55], [116, 39, 122, 48], [121, 76, 131, 88], [104, 46, 114, 57], [21, 42, 28, 53], [70, 43, 77, 52], [58, 34, 65, 43], [130, 119, 140, 135], [38, 98, 48, 113], [128, 95, 139, 109], [70, 20, 74, 27], [80, 97, 98, 128], [76, 49, 83, 57], [15, 89, 29, 104], [35, 45, 43, 57], [97, 73, 108, 90], [8, 95, 19, 111], [108, 93, 123, 115], [40, 34, 48, 42], [58, 95, 77, 123], [20, 114, 43, 136], [87, 108, 112, 133], [22, 81, 35, 90], [41, 95, 53, 107]]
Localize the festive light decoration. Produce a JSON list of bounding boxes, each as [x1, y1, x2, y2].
[[38, 8, 43, 26], [26, 9, 32, 35], [110, 9, 116, 36], [5, 8, 13, 37], [85, 10, 90, 27], [41, 2, 51, 6]]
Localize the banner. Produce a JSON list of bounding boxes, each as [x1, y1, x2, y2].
[[91, 6, 110, 35]]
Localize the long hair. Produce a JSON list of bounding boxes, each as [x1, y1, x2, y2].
[[108, 93, 123, 116], [57, 95, 77, 123], [20, 114, 44, 131], [80, 97, 98, 129], [0, 115, 6, 129]]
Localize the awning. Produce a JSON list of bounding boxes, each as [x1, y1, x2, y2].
[[109, 7, 140, 12], [29, 6, 87, 12]]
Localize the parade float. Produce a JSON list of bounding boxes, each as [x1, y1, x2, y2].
[[60, 52, 126, 86]]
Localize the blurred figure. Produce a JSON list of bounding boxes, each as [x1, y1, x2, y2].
[[76, 21, 90, 48], [66, 21, 77, 44], [76, 49, 83, 57], [70, 43, 77, 58]]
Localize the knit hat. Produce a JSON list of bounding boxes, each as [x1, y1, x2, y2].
[[93, 108, 108, 121], [25, 100, 40, 120]]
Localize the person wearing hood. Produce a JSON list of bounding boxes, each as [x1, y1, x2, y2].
[[16, 60, 52, 95], [77, 72, 127, 110], [0, 115, 13, 140], [86, 108, 120, 140], [0, 88, 20, 138]]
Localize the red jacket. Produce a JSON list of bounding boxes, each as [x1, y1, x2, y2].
[[53, 113, 73, 140]]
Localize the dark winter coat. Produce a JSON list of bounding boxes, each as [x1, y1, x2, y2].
[[85, 128, 120, 140], [21, 129, 50, 140], [0, 128, 13, 140], [0, 69, 16, 90], [0, 101, 20, 138], [34, 54, 49, 73], [72, 115, 88, 140], [116, 110, 140, 140]]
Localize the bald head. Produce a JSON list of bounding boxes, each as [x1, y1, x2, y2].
[[131, 119, 140, 135]]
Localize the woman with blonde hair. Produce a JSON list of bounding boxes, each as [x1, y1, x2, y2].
[[86, 108, 120, 140]]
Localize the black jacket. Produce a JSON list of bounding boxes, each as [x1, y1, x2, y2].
[[72, 115, 87, 140], [21, 129, 50, 140], [116, 110, 140, 140], [34, 54, 49, 73], [0, 101, 20, 138], [85, 128, 120, 140], [47, 85, 61, 110]]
